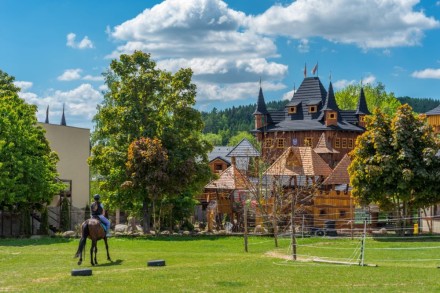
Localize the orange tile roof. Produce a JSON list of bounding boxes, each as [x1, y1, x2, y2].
[[314, 132, 339, 154], [323, 154, 351, 185], [264, 147, 332, 177], [205, 165, 251, 190]]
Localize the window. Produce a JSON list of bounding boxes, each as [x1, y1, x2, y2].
[[276, 138, 285, 148], [348, 138, 353, 149], [214, 164, 223, 171], [309, 106, 317, 113], [288, 106, 297, 114], [359, 115, 366, 122], [342, 138, 347, 148], [327, 112, 336, 119], [335, 138, 340, 148], [264, 138, 273, 148], [339, 210, 346, 218], [304, 137, 312, 147]]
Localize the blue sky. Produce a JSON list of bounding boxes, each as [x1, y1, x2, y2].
[[1, 0, 440, 129]]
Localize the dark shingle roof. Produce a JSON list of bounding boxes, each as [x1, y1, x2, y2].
[[263, 119, 364, 132], [340, 110, 357, 124], [321, 82, 339, 112], [252, 76, 366, 133], [253, 87, 269, 115], [288, 77, 327, 120], [227, 139, 260, 157], [355, 87, 370, 115], [426, 104, 440, 116], [208, 146, 233, 164]]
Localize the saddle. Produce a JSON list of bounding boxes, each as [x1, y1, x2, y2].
[[91, 216, 107, 232]]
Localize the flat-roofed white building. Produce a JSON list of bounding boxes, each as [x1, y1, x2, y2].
[[39, 120, 90, 230]]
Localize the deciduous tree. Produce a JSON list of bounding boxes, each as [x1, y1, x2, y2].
[[336, 82, 401, 116], [349, 104, 440, 232], [0, 70, 62, 232], [89, 51, 211, 232]]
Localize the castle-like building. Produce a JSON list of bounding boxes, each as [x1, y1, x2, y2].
[[253, 77, 370, 167]]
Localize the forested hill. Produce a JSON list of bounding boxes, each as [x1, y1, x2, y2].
[[397, 97, 439, 114], [201, 96, 439, 137], [201, 100, 288, 135]]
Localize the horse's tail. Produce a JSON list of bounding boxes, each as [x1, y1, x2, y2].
[[74, 220, 89, 258]]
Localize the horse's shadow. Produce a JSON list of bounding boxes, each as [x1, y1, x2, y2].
[[96, 259, 123, 267]]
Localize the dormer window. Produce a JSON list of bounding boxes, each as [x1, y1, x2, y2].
[[327, 112, 337, 119], [288, 106, 297, 114], [359, 115, 366, 122], [309, 106, 317, 113]]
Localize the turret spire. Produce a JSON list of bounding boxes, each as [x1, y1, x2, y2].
[[61, 104, 66, 126], [45, 106, 49, 124]]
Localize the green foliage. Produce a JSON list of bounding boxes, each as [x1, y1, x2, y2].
[[335, 82, 401, 116], [349, 104, 440, 213], [227, 131, 258, 148], [84, 203, 90, 221], [201, 100, 288, 144], [60, 197, 70, 231], [38, 205, 49, 235], [19, 206, 31, 235], [398, 96, 440, 114], [0, 69, 20, 97], [89, 51, 211, 229], [0, 69, 64, 209], [202, 132, 223, 146]]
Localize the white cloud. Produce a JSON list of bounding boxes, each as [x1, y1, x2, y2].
[[333, 79, 356, 90], [250, 0, 439, 49], [58, 69, 82, 81], [411, 68, 440, 79], [297, 39, 309, 53], [83, 75, 104, 81], [362, 75, 376, 85], [14, 81, 33, 91], [66, 33, 94, 49], [108, 0, 286, 103], [196, 81, 286, 104], [282, 89, 295, 100], [18, 83, 103, 128], [57, 69, 103, 82], [333, 75, 376, 89]]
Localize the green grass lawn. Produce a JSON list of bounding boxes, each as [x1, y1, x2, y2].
[[1, 235, 440, 292]]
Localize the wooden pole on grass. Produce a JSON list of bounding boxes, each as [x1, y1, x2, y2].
[[244, 200, 248, 252]]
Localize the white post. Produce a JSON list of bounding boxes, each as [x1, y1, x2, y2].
[[360, 217, 367, 266], [302, 215, 305, 238]]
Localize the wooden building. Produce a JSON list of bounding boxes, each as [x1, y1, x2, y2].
[[425, 104, 440, 134], [208, 146, 233, 174], [253, 77, 370, 167]]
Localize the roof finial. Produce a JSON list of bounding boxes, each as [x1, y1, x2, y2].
[[329, 71, 332, 81], [303, 63, 307, 78], [61, 103, 66, 126], [45, 105, 49, 124], [259, 77, 262, 88]]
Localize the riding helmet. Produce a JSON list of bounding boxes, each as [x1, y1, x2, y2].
[[93, 194, 100, 200]]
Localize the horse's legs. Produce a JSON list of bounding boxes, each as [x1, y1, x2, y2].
[[94, 241, 98, 265], [104, 237, 111, 261], [90, 240, 96, 266]]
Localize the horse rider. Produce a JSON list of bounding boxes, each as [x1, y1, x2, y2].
[[91, 194, 111, 236]]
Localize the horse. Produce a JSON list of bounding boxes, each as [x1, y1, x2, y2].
[[74, 217, 111, 266]]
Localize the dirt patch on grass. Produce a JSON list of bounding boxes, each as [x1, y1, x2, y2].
[[264, 251, 312, 262]]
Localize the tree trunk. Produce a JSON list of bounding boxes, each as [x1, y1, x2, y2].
[[273, 193, 278, 248], [142, 199, 150, 234], [291, 196, 297, 261]]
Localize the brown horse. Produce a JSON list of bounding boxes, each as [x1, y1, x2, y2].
[[74, 218, 111, 266]]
